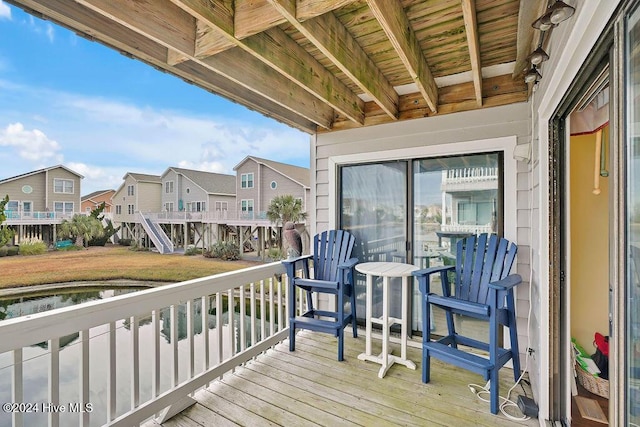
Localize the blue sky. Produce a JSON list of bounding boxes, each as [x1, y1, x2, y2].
[[0, 2, 310, 195]]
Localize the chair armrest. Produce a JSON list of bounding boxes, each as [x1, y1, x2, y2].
[[338, 257, 358, 270], [488, 274, 522, 291], [412, 265, 454, 278], [413, 265, 455, 295], [281, 254, 312, 267]]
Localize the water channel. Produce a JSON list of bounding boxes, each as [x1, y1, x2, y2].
[[0, 284, 271, 427]]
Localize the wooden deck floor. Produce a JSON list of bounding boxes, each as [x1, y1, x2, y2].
[[152, 331, 538, 427]]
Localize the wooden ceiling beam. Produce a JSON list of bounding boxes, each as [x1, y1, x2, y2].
[[269, 0, 398, 119], [461, 0, 482, 107], [325, 73, 527, 132], [167, 0, 236, 57], [367, 0, 438, 113], [233, 0, 358, 38], [234, 0, 287, 39], [6, 0, 317, 133], [173, 0, 365, 125], [296, 0, 358, 21], [73, 0, 334, 128]]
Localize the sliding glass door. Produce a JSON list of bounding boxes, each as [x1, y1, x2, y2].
[[339, 153, 502, 332], [625, 3, 640, 421], [340, 162, 408, 323]]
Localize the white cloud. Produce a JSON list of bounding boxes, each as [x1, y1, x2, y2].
[[0, 85, 310, 195], [0, 122, 63, 163], [45, 23, 55, 43], [0, 1, 11, 20], [25, 14, 55, 42]]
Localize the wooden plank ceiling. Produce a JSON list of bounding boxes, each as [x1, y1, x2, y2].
[[7, 0, 542, 134]]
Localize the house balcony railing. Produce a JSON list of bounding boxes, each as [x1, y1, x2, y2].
[[441, 223, 493, 234], [3, 210, 76, 224], [237, 211, 268, 221], [0, 262, 305, 427], [441, 167, 498, 184]]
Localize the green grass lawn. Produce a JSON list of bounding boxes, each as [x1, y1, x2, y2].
[[0, 245, 263, 289]]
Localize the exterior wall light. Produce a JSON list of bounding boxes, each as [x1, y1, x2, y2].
[[528, 47, 550, 65], [525, 66, 542, 84]]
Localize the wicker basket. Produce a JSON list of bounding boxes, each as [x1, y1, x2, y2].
[[575, 362, 609, 399]]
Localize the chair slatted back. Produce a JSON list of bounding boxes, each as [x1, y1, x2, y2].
[[454, 234, 518, 305], [313, 230, 356, 282]]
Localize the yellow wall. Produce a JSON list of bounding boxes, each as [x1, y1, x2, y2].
[[570, 127, 610, 350]]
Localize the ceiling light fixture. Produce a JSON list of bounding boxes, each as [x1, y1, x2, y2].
[[532, 11, 554, 31], [549, 1, 575, 24], [532, 1, 575, 30], [525, 66, 542, 84], [528, 46, 550, 65]]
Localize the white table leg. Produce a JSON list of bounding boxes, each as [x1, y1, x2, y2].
[[379, 276, 389, 378], [401, 276, 408, 361], [358, 273, 373, 361]]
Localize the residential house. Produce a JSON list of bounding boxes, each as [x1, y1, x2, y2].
[[233, 156, 310, 221], [0, 164, 83, 244], [160, 167, 236, 220], [234, 156, 310, 254], [4, 1, 636, 426], [112, 172, 161, 244], [156, 166, 236, 251], [81, 189, 115, 214]]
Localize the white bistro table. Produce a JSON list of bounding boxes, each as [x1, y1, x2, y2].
[[355, 261, 419, 378]]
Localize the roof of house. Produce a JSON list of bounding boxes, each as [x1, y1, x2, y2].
[[166, 167, 236, 195], [81, 189, 115, 202], [0, 164, 84, 185], [234, 156, 310, 188], [114, 172, 162, 194], [126, 173, 162, 183]]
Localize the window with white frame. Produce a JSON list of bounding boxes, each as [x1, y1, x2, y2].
[[128, 204, 135, 215], [241, 199, 254, 213], [54, 202, 74, 213], [115, 205, 122, 215], [127, 185, 135, 196], [241, 173, 254, 189], [215, 201, 228, 211], [165, 181, 174, 193], [54, 179, 74, 194], [165, 202, 174, 212], [186, 201, 206, 212]]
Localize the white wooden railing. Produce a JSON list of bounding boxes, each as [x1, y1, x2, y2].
[[441, 167, 498, 184], [0, 262, 293, 427], [3, 211, 76, 223], [441, 223, 493, 234], [144, 211, 204, 222]]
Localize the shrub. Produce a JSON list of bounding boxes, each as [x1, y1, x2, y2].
[[206, 241, 240, 261], [184, 246, 203, 256], [118, 238, 132, 246], [267, 247, 284, 261], [0, 246, 7, 257], [17, 240, 46, 256]]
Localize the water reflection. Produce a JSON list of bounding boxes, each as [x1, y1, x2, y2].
[[0, 287, 273, 427]]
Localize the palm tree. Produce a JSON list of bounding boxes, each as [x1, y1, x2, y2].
[[266, 195, 307, 255], [59, 214, 105, 247], [266, 195, 307, 226]]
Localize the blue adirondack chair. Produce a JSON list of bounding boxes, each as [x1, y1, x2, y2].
[[282, 229, 358, 361], [412, 233, 522, 414]]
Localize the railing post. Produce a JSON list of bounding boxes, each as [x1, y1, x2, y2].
[[12, 349, 23, 427]]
